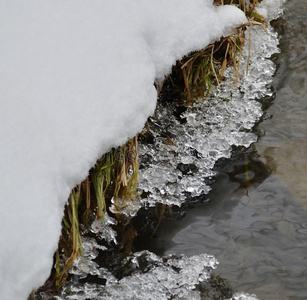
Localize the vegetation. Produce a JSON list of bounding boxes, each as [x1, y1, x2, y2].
[[45, 137, 139, 289], [163, 0, 267, 103]]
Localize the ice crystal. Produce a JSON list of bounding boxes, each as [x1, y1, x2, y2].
[[90, 213, 118, 244], [69, 237, 106, 278]]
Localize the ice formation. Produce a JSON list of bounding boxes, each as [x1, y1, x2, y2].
[[56, 237, 259, 300], [228, 293, 259, 300], [61, 247, 219, 300], [138, 1, 282, 207], [0, 0, 247, 299]]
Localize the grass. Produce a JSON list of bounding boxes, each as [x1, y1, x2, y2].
[[49, 136, 139, 289], [165, 0, 267, 103], [179, 32, 245, 103]]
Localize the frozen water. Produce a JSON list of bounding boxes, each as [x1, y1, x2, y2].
[[256, 0, 287, 20], [90, 213, 118, 245], [228, 292, 259, 300], [109, 197, 142, 218], [137, 96, 261, 206], [138, 0, 283, 207], [60, 242, 258, 300], [61, 247, 218, 300], [0, 0, 285, 299], [69, 237, 107, 279]]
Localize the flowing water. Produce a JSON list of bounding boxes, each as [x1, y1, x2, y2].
[[148, 1, 307, 299]]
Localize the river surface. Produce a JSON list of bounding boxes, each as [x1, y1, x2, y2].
[[148, 1, 307, 299]]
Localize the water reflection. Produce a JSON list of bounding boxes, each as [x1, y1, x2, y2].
[[150, 1, 307, 299], [152, 159, 307, 299]]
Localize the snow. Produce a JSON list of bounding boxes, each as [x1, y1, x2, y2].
[[0, 1, 246, 299]]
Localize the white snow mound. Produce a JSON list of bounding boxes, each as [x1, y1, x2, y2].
[[0, 1, 246, 299]]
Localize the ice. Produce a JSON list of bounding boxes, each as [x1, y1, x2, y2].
[[0, 1, 247, 299], [228, 292, 259, 300], [90, 213, 118, 245], [137, 0, 284, 207], [61, 250, 219, 300], [138, 95, 262, 206], [256, 0, 287, 20], [109, 197, 141, 218], [59, 246, 258, 300], [69, 237, 107, 278]]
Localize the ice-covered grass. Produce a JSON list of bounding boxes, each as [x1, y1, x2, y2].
[[0, 1, 247, 299]]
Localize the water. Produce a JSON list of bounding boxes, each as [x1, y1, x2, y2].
[[148, 1, 307, 299]]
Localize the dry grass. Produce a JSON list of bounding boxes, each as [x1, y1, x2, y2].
[[51, 136, 139, 288], [179, 30, 245, 103], [170, 0, 267, 103]]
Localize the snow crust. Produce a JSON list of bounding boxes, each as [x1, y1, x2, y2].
[[0, 1, 246, 299]]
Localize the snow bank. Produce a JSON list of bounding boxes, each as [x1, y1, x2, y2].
[[0, 1, 246, 299]]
